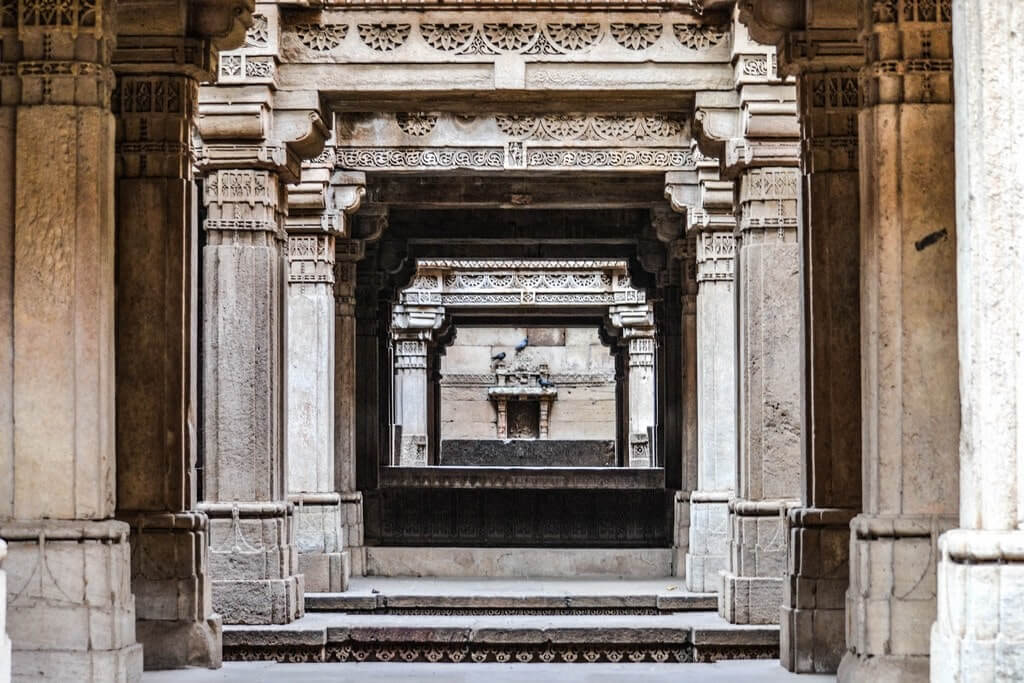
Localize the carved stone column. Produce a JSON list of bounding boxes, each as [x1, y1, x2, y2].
[[0, 540, 7, 679], [781, 30, 863, 675], [392, 305, 444, 466], [284, 164, 364, 593], [840, 2, 958, 680], [0, 0, 145, 677], [110, 0, 254, 663], [609, 304, 656, 468], [930, 2, 1019, 680], [667, 166, 740, 593]]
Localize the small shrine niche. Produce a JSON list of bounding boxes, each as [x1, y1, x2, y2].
[[487, 362, 557, 440]]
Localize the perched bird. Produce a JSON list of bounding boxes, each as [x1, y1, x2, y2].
[[515, 338, 529, 352], [538, 377, 555, 388], [491, 351, 506, 361]]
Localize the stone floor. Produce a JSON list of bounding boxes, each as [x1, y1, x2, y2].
[[144, 660, 836, 682]]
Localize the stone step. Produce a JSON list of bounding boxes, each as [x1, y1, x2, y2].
[[223, 611, 779, 665], [307, 577, 716, 614], [362, 546, 674, 578]]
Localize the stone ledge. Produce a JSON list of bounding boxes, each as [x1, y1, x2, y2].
[[381, 466, 664, 489]]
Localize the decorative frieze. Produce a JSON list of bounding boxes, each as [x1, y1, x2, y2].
[[281, 14, 731, 58], [288, 235, 336, 284], [695, 232, 735, 283], [115, 74, 198, 178]]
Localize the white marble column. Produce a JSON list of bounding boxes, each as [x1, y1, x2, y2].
[[626, 332, 656, 468], [0, 0, 144, 677], [841, 2, 958, 680], [392, 305, 444, 466], [931, 2, 1022, 680], [687, 228, 737, 593]]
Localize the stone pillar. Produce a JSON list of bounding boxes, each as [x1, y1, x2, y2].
[[931, 2, 1019, 680], [609, 304, 657, 469], [782, 46, 864, 673], [334, 238, 366, 577], [0, 541, 10, 682], [197, 160, 304, 624], [111, 15, 230, 664], [719, 161, 803, 625], [283, 166, 364, 593], [840, 2, 958, 680], [689, 226, 738, 594], [392, 305, 444, 467], [0, 0, 144, 677]]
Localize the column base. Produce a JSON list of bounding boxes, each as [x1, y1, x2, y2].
[[717, 572, 783, 624], [201, 503, 305, 625], [837, 651, 929, 683], [781, 507, 856, 673], [685, 491, 731, 593], [846, 514, 955, 675], [2, 520, 143, 683], [119, 511, 222, 669], [930, 529, 1024, 682], [716, 499, 796, 624], [136, 615, 222, 670], [341, 492, 365, 576], [292, 495, 350, 592]]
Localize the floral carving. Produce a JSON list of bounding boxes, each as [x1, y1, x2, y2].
[[421, 23, 475, 51], [539, 114, 587, 140], [358, 23, 411, 51], [396, 112, 438, 136], [672, 24, 726, 49], [245, 14, 269, 47], [481, 23, 538, 52], [609, 23, 663, 50], [545, 23, 601, 51], [245, 56, 273, 78], [495, 115, 539, 137], [296, 24, 348, 51]]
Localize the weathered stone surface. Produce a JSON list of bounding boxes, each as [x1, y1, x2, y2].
[[364, 547, 674, 578]]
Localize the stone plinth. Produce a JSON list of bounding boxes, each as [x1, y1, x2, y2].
[[292, 496, 350, 594], [686, 491, 731, 594], [2, 521, 143, 682], [200, 503, 304, 626]]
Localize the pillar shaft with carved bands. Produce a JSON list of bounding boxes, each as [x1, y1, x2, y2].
[[841, 2, 958, 680], [0, 0, 145, 677]]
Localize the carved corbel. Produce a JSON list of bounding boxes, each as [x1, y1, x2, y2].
[[332, 171, 368, 216], [736, 0, 804, 49], [354, 204, 389, 245], [692, 91, 741, 165], [650, 206, 684, 244], [276, 108, 332, 163], [664, 170, 701, 216]]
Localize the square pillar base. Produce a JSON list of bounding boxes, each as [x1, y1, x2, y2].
[[930, 529, 1024, 683], [341, 492, 365, 576], [717, 572, 783, 625], [203, 504, 305, 625], [121, 512, 222, 669], [781, 507, 856, 673], [293, 497, 350, 592], [685, 493, 731, 593], [2, 520, 143, 683], [842, 514, 955, 683]]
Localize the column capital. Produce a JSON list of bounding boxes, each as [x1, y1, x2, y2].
[[696, 231, 737, 284], [665, 166, 737, 235], [608, 303, 655, 333], [285, 162, 366, 235], [392, 304, 446, 342]]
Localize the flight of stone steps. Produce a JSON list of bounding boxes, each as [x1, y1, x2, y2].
[[222, 578, 779, 665]]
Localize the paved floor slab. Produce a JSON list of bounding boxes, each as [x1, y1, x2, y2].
[[144, 660, 836, 682]]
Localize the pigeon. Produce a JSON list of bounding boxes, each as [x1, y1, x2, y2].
[[491, 351, 506, 361], [538, 377, 555, 388], [515, 338, 529, 352]]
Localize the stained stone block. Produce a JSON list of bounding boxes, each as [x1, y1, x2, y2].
[[685, 498, 730, 593], [3, 521, 142, 682], [293, 501, 349, 592]]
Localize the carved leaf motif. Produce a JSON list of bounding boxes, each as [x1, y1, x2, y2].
[[495, 114, 539, 137], [544, 23, 601, 51], [421, 23, 475, 51], [396, 112, 438, 136], [245, 14, 269, 47], [539, 114, 587, 140], [296, 24, 348, 51], [672, 23, 726, 49], [481, 23, 538, 52], [609, 23, 663, 50], [358, 23, 411, 51]]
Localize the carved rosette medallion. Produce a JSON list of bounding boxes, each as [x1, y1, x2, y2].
[[357, 23, 411, 51], [609, 23, 662, 50]]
